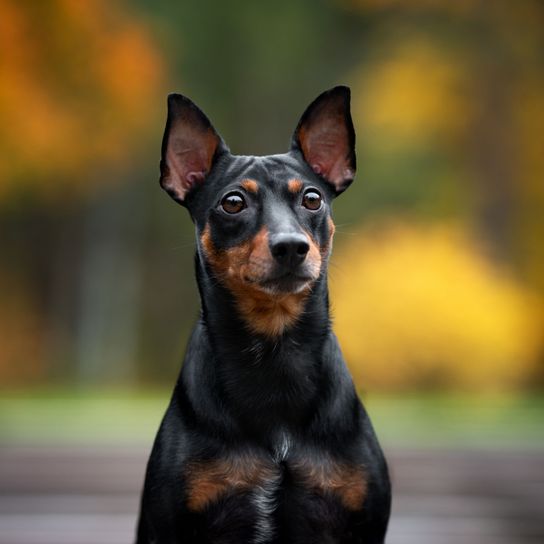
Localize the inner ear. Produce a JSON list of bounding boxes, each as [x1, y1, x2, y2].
[[292, 86, 356, 194], [160, 94, 227, 205]]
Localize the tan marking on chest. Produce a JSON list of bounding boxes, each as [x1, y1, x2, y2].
[[200, 225, 314, 336], [292, 458, 367, 511], [185, 457, 277, 512]]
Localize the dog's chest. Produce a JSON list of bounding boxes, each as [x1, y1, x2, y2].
[[183, 434, 366, 543]]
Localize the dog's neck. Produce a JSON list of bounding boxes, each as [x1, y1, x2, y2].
[[191, 254, 333, 433]]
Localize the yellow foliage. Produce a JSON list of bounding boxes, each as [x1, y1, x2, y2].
[[330, 222, 542, 391], [353, 40, 468, 148]]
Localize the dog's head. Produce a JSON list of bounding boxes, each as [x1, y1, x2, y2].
[[159, 87, 356, 335]]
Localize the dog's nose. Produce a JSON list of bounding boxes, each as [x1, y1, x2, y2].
[[270, 233, 310, 268]]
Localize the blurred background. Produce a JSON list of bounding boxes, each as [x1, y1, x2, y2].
[[0, 1, 543, 543]]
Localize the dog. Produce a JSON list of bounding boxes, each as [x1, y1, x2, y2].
[[136, 86, 391, 543]]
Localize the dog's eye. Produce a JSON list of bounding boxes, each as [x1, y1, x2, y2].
[[302, 189, 322, 211], [221, 192, 246, 214]]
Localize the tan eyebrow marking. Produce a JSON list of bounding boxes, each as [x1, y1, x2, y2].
[[241, 179, 259, 193], [288, 179, 303, 193]]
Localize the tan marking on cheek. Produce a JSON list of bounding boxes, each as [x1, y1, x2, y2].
[[320, 216, 336, 255], [293, 459, 367, 511], [308, 234, 323, 264], [200, 224, 216, 259], [302, 229, 324, 273], [287, 178, 303, 193], [200, 224, 252, 280], [241, 178, 259, 193], [185, 457, 278, 512], [247, 227, 270, 267], [304, 219, 335, 260], [328, 217, 336, 239]]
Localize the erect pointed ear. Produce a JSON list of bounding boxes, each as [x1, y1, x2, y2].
[[291, 86, 356, 194], [159, 93, 227, 205]]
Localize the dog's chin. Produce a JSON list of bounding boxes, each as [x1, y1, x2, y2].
[[248, 274, 315, 295]]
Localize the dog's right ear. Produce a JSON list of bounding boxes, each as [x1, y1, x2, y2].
[[160, 94, 227, 205]]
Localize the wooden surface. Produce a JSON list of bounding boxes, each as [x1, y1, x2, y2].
[[0, 445, 542, 544]]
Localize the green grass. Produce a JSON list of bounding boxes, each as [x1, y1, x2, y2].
[[362, 392, 544, 449], [0, 389, 543, 448], [0, 389, 168, 445]]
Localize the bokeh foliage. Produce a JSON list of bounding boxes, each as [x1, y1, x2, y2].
[[331, 222, 542, 391], [0, 0, 542, 391], [0, 0, 164, 198]]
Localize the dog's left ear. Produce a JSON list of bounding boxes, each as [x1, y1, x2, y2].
[[292, 86, 356, 195]]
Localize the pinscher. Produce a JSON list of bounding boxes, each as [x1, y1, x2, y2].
[[136, 86, 391, 543]]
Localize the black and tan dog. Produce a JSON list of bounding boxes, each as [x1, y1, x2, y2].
[[136, 86, 391, 543]]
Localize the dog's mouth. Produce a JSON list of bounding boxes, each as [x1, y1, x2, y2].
[[246, 272, 315, 295]]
